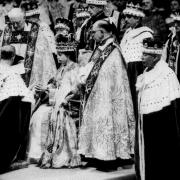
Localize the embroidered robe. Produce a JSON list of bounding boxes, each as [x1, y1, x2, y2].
[[29, 62, 81, 168], [78, 38, 135, 160], [0, 21, 57, 87]]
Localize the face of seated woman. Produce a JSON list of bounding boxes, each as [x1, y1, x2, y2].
[[57, 52, 69, 65]]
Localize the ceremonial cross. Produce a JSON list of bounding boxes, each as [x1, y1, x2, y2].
[[16, 34, 22, 41], [101, 52, 105, 59], [85, 83, 91, 93]]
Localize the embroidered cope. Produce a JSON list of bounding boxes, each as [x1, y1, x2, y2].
[[78, 39, 135, 160]]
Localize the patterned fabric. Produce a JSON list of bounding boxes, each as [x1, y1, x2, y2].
[[2, 22, 40, 86], [165, 33, 180, 77], [1, 22, 57, 88], [28, 105, 52, 160], [28, 62, 79, 162], [37, 62, 81, 168], [56, 62, 78, 87], [84, 42, 115, 108], [7, 31, 29, 44], [29, 25, 57, 88], [40, 108, 81, 168], [39, 22, 56, 54], [78, 43, 135, 160], [24, 23, 39, 86], [2, 24, 12, 45]]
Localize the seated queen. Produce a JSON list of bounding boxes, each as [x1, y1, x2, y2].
[[28, 18, 81, 168]]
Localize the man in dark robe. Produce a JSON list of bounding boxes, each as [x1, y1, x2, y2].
[[78, 0, 107, 50], [120, 3, 153, 176], [136, 37, 180, 180]]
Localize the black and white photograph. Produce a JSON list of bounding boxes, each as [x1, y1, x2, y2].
[[0, 0, 180, 180]]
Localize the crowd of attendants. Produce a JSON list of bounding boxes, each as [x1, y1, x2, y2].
[[0, 0, 180, 44]]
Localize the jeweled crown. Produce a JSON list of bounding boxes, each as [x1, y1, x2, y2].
[[123, 1, 145, 17], [55, 18, 77, 53], [142, 37, 163, 55]]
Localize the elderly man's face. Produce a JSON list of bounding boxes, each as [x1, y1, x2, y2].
[[10, 16, 25, 31], [91, 23, 104, 43], [142, 0, 154, 11]]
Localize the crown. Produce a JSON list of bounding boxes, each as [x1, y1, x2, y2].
[[123, 2, 145, 17], [55, 23, 70, 32], [56, 32, 78, 53], [56, 41, 78, 53], [86, 0, 107, 5], [171, 13, 180, 22], [20, 0, 40, 18], [142, 37, 163, 55], [55, 18, 73, 33], [76, 8, 91, 18], [166, 12, 180, 25], [55, 18, 77, 53]]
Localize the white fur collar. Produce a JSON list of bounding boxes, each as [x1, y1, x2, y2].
[[136, 60, 180, 114]]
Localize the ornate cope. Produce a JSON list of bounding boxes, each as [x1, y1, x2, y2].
[[2, 22, 40, 86]]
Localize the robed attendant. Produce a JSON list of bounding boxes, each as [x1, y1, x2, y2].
[[0, 45, 34, 174], [29, 18, 81, 168], [0, 7, 56, 88], [136, 37, 180, 180], [78, 19, 135, 171]]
